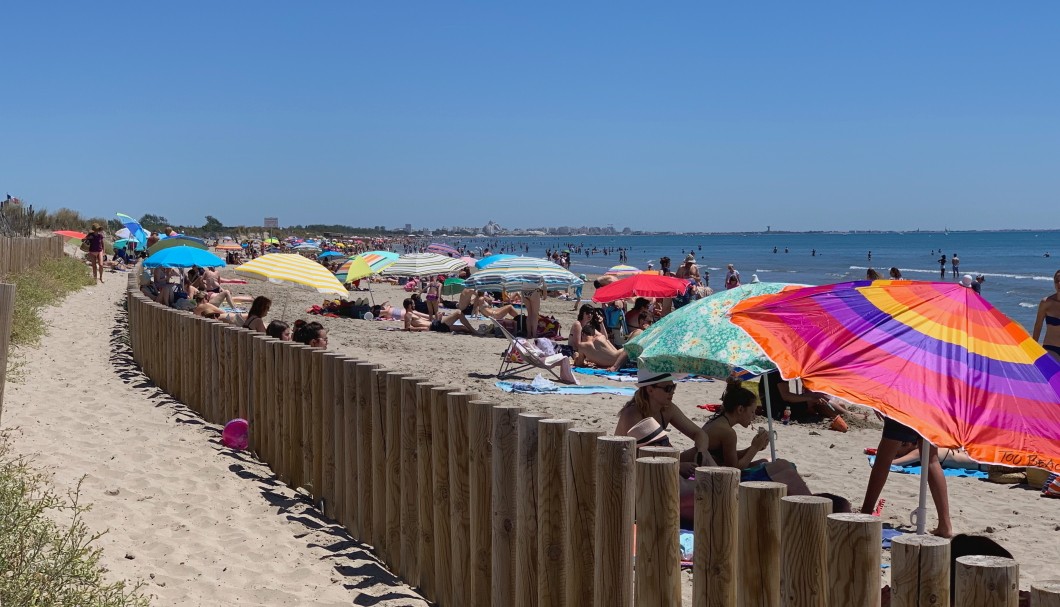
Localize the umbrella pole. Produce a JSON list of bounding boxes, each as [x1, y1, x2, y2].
[[763, 380, 777, 461], [916, 441, 931, 535]]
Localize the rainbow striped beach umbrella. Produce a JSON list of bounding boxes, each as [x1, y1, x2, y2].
[[352, 251, 400, 274], [730, 280, 1060, 512]]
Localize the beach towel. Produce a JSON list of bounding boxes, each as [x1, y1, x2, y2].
[[574, 367, 713, 383], [867, 455, 989, 479], [495, 379, 635, 397]]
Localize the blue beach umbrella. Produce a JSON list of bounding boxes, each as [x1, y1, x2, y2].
[[318, 251, 344, 259], [144, 246, 226, 269], [116, 213, 149, 248], [475, 254, 517, 269]]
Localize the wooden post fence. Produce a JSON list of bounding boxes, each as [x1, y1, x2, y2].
[[117, 282, 1041, 607]]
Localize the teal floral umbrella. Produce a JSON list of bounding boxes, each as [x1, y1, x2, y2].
[[624, 282, 807, 458]]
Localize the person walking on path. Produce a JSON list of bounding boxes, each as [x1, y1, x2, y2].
[[85, 223, 106, 284]]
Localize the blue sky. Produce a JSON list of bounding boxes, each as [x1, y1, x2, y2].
[[2, 3, 1057, 232]]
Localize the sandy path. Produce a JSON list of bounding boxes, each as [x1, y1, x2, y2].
[[3, 276, 426, 606]]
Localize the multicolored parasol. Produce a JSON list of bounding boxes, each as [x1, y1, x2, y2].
[[730, 280, 1060, 474], [426, 242, 461, 257]]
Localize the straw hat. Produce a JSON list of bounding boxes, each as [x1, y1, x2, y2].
[[636, 369, 683, 387], [627, 417, 670, 446]]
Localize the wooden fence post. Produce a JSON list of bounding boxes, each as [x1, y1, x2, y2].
[[319, 352, 339, 519], [467, 399, 495, 607], [635, 456, 681, 607], [954, 555, 1018, 607], [288, 344, 308, 490], [356, 362, 378, 545], [431, 386, 453, 606], [537, 419, 572, 607], [266, 339, 284, 480], [0, 283, 14, 424], [416, 381, 439, 600], [491, 404, 524, 607], [400, 375, 426, 585], [370, 367, 390, 559], [593, 436, 635, 607], [310, 348, 326, 505], [693, 467, 740, 607], [827, 513, 882, 607], [565, 428, 602, 607], [448, 391, 474, 607], [738, 481, 787, 607], [342, 359, 361, 534], [515, 412, 548, 607], [890, 534, 950, 607], [1031, 581, 1060, 607], [780, 495, 831, 607], [385, 371, 408, 571]]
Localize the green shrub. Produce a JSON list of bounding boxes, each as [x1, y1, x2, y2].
[[0, 432, 150, 606]]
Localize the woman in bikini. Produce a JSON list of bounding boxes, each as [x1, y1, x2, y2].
[[242, 296, 271, 333], [702, 379, 811, 494], [84, 223, 106, 283], [425, 275, 442, 317], [615, 370, 715, 471], [1032, 269, 1060, 361]]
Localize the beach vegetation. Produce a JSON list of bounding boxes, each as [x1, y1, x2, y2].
[[137, 214, 170, 233], [0, 431, 150, 606], [5, 257, 95, 373]]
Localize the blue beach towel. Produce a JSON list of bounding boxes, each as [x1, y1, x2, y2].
[[867, 455, 988, 479], [495, 381, 635, 397], [574, 367, 714, 383]]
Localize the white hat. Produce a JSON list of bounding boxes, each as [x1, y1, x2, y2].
[[960, 274, 973, 287], [627, 417, 670, 446], [750, 274, 760, 283], [636, 369, 684, 387]]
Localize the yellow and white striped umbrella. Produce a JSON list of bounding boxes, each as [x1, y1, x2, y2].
[[235, 253, 348, 298]]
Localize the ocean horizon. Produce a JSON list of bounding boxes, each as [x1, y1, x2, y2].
[[442, 230, 1060, 333]]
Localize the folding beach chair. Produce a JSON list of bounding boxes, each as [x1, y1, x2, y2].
[[491, 317, 566, 382]]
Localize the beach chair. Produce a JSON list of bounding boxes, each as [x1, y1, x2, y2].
[[491, 317, 566, 382]]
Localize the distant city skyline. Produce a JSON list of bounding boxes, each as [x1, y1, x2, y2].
[[3, 4, 1058, 232]]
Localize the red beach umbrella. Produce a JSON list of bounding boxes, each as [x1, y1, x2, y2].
[[592, 274, 691, 303], [54, 230, 86, 239]]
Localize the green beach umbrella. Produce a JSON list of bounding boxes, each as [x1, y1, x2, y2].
[[624, 282, 808, 460], [441, 277, 466, 296], [625, 282, 806, 377]]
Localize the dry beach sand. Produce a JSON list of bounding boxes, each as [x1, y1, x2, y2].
[[3, 266, 1058, 604]]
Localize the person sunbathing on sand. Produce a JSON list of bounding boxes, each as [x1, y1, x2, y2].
[[892, 444, 985, 471], [575, 322, 631, 371], [402, 298, 480, 334], [192, 292, 243, 324], [473, 291, 522, 320]]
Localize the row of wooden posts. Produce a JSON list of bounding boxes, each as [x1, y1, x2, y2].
[[0, 234, 66, 277], [125, 275, 1058, 607]]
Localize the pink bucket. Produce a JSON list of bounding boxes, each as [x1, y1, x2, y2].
[[221, 418, 249, 450]]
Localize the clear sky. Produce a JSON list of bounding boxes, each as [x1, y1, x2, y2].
[[2, 3, 1058, 232]]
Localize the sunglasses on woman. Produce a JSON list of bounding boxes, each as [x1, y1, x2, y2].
[[653, 382, 676, 393]]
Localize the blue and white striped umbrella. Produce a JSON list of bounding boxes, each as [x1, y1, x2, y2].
[[465, 257, 582, 291]]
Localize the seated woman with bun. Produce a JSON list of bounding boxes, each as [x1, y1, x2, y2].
[[703, 379, 810, 494]]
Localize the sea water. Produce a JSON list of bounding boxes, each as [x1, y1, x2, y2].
[[451, 231, 1060, 332]]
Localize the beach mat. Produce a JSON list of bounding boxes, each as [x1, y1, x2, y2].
[[867, 455, 988, 479], [574, 367, 714, 383], [495, 381, 635, 396]]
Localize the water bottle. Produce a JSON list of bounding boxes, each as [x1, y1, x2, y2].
[[781, 406, 791, 425]]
